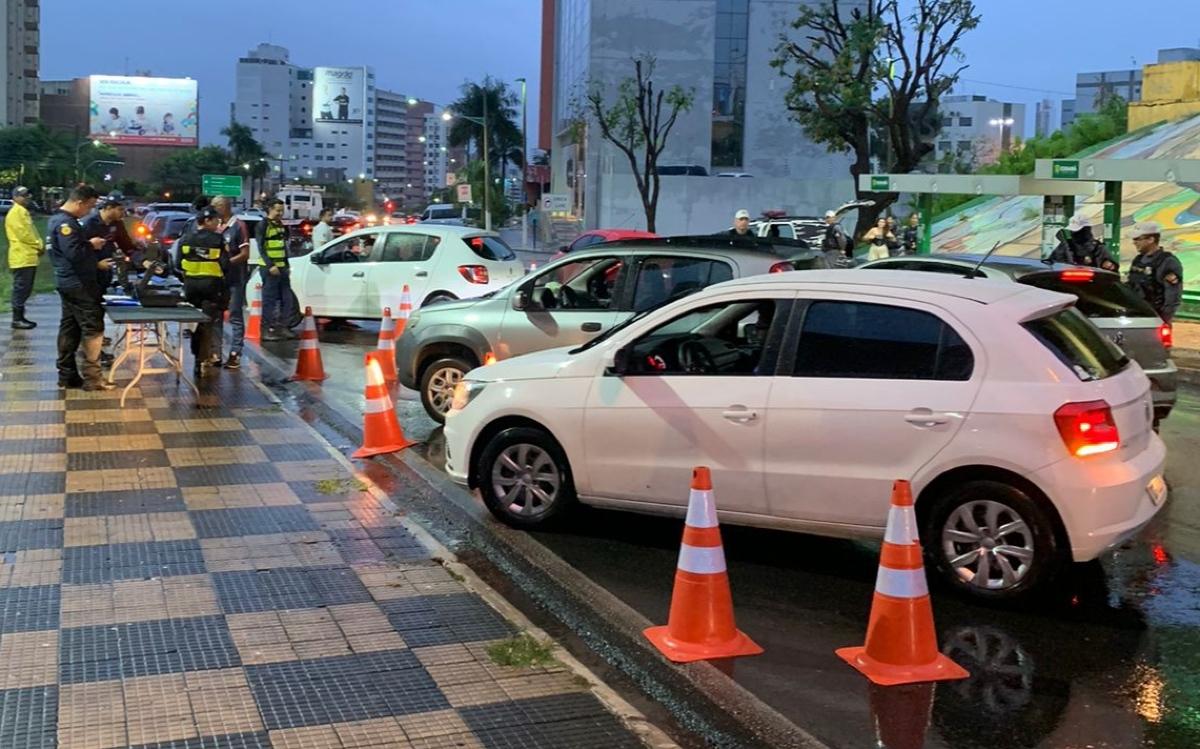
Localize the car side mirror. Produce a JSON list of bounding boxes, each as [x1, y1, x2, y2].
[[310, 252, 326, 265], [513, 287, 530, 311], [609, 346, 632, 376], [558, 245, 569, 254]]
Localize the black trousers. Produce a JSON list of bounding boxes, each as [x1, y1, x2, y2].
[[184, 277, 228, 362], [57, 286, 105, 383], [10, 266, 36, 317]]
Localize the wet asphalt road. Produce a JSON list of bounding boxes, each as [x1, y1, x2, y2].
[[264, 323, 1200, 749]]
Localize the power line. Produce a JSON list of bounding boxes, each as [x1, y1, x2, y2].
[[958, 78, 1075, 97]]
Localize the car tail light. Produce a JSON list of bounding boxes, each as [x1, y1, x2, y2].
[[1158, 323, 1172, 349], [135, 223, 149, 237], [483, 352, 497, 366], [769, 261, 793, 273], [458, 265, 490, 284], [1054, 400, 1120, 457], [1059, 269, 1094, 282]]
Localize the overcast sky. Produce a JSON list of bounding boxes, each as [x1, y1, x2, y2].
[[39, 1, 1199, 147]]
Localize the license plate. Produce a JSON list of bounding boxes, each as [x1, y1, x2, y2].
[[1147, 475, 1167, 506]]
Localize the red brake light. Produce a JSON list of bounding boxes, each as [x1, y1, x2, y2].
[[1158, 323, 1172, 349], [458, 265, 490, 284], [769, 261, 793, 273], [1054, 400, 1120, 457], [1059, 269, 1094, 282]]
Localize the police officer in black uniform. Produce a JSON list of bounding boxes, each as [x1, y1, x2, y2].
[[1050, 215, 1118, 271], [179, 206, 229, 376], [1127, 221, 1184, 323], [81, 195, 136, 294], [48, 184, 113, 390], [901, 213, 921, 256], [821, 210, 848, 266]]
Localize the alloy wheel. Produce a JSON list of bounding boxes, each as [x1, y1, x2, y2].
[[426, 366, 463, 415], [490, 443, 561, 518], [942, 500, 1035, 590]]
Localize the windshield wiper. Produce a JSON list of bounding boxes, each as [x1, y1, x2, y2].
[[570, 288, 702, 354]]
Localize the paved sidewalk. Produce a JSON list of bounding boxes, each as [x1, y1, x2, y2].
[[0, 301, 650, 749]]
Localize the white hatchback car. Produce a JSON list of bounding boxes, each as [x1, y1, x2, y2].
[[290, 225, 524, 318], [444, 271, 1169, 600]]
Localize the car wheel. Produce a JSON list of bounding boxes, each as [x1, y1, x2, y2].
[[476, 426, 576, 528], [419, 356, 473, 423], [423, 292, 457, 307], [924, 480, 1061, 601]]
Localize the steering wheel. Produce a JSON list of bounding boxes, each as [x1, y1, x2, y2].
[[678, 340, 717, 374]]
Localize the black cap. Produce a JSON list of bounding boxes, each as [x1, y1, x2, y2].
[[98, 195, 124, 209], [196, 206, 220, 222]]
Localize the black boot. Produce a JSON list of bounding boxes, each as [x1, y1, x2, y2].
[[11, 308, 35, 330]]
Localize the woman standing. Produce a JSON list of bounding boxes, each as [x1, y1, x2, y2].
[[862, 217, 896, 262]]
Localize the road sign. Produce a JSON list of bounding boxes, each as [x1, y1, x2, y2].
[[540, 193, 570, 213], [1050, 160, 1080, 179], [202, 174, 243, 197], [870, 175, 891, 191], [456, 183, 473, 203]]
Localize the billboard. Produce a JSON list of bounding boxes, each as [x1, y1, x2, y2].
[[89, 76, 198, 146], [313, 67, 365, 124]]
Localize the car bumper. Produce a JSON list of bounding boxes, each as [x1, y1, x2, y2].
[[443, 411, 473, 486], [395, 334, 419, 390], [1145, 360, 1177, 418], [1033, 432, 1168, 562]]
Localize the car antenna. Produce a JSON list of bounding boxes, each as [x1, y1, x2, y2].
[[965, 241, 1002, 279]]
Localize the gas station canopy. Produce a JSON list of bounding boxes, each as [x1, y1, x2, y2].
[[858, 173, 1100, 196], [1034, 158, 1200, 183]]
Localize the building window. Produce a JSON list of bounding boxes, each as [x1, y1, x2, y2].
[[958, 117, 973, 127], [957, 141, 973, 152], [938, 140, 952, 152], [712, 0, 749, 168]]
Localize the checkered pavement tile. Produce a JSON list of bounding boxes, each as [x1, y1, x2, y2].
[[190, 506, 319, 539], [64, 512, 196, 547], [60, 574, 221, 629], [0, 519, 64, 553], [0, 495, 65, 524], [159, 429, 256, 449], [226, 602, 404, 666], [63, 540, 206, 584], [200, 532, 341, 573], [65, 466, 176, 494], [0, 584, 59, 633], [173, 463, 282, 488], [212, 565, 373, 614], [0, 684, 57, 749], [64, 489, 186, 518], [59, 614, 240, 683], [0, 549, 63, 589], [182, 483, 301, 511]]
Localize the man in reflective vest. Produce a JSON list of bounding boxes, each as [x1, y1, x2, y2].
[[257, 198, 297, 341], [180, 206, 228, 376]]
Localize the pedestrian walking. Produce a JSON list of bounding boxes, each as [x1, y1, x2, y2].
[[728, 209, 753, 236], [48, 184, 112, 390], [213, 196, 251, 370], [179, 206, 229, 377], [863, 217, 896, 262], [901, 214, 921, 256], [5, 186, 42, 329], [820, 209, 849, 267], [1126, 221, 1184, 323], [1050, 215, 1118, 270], [257, 198, 297, 341], [311, 207, 334, 250]]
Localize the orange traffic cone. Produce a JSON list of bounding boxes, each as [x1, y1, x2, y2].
[[376, 307, 398, 384], [246, 282, 262, 342], [644, 467, 762, 663], [352, 351, 415, 458], [836, 480, 968, 686], [290, 307, 327, 382], [395, 285, 413, 338]]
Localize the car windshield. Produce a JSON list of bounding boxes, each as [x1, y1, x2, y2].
[[569, 287, 703, 354]]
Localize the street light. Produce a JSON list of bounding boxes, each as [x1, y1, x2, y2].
[[443, 107, 492, 230], [515, 76, 528, 247], [989, 117, 1015, 154], [74, 138, 104, 181]]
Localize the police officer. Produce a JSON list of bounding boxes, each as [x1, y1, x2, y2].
[[1050, 215, 1118, 271], [820, 210, 848, 266], [727, 209, 753, 237], [213, 196, 251, 369], [81, 195, 136, 294], [179, 206, 228, 376], [48, 184, 112, 390], [1127, 221, 1184, 323], [901, 213, 921, 256], [257, 198, 297, 341]]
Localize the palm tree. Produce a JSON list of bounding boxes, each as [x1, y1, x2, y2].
[[221, 122, 269, 198], [447, 78, 521, 174]]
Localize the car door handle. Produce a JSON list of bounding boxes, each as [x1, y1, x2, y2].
[[904, 409, 950, 427], [722, 408, 758, 422], [581, 322, 603, 332], [415, 270, 429, 278], [351, 271, 365, 278]]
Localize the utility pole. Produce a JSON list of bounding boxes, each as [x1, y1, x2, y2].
[[482, 90, 491, 232], [516, 77, 528, 249]]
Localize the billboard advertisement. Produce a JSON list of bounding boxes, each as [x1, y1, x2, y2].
[[89, 76, 198, 146], [313, 67, 366, 124]]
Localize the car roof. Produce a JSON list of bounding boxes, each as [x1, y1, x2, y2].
[[876, 254, 1121, 281], [341, 224, 498, 239], [585, 229, 658, 240], [567, 235, 814, 261], [718, 269, 1059, 306]]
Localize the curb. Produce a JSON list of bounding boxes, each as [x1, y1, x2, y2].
[[243, 342, 827, 749]]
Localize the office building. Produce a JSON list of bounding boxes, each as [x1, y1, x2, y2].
[[423, 111, 449, 198], [2, 0, 39, 127], [373, 88, 412, 203], [539, 0, 853, 233], [931, 95, 1025, 167], [1062, 48, 1200, 128], [1035, 98, 1054, 138]]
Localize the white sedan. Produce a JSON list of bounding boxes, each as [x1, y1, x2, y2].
[[444, 270, 1167, 601], [290, 225, 524, 318]]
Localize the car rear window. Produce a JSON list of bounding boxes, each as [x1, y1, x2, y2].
[[1022, 307, 1129, 381], [466, 235, 517, 261], [1021, 273, 1158, 319], [164, 218, 190, 237]]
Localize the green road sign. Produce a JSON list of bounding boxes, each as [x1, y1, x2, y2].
[[871, 175, 890, 191], [1051, 160, 1080, 179], [202, 174, 243, 197]]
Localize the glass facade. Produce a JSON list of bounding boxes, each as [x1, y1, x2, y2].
[[712, 0, 749, 168], [555, 0, 591, 133]]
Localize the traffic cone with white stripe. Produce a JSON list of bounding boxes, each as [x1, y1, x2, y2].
[[246, 282, 262, 342], [376, 307, 398, 384], [644, 467, 763, 663], [290, 307, 327, 382], [395, 285, 413, 338], [836, 480, 968, 685], [352, 351, 415, 458]]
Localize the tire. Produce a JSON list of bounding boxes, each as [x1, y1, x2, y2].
[[423, 292, 457, 307], [419, 356, 474, 423], [924, 479, 1062, 602], [476, 426, 577, 528]]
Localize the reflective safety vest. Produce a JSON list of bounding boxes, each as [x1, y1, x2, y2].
[[259, 222, 288, 268], [180, 230, 225, 279]]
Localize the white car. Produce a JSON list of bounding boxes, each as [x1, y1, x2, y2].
[[444, 270, 1168, 600], [290, 225, 525, 318]]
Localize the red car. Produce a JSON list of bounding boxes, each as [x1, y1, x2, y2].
[[550, 228, 657, 261]]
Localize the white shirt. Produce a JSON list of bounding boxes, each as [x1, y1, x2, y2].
[[312, 221, 334, 249]]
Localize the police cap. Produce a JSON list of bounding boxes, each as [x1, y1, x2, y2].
[[1131, 221, 1162, 239]]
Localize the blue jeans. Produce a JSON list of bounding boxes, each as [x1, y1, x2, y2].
[[261, 269, 294, 331], [223, 269, 250, 354]]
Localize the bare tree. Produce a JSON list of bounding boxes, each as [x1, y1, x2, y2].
[[772, 0, 980, 235], [585, 57, 694, 233]]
